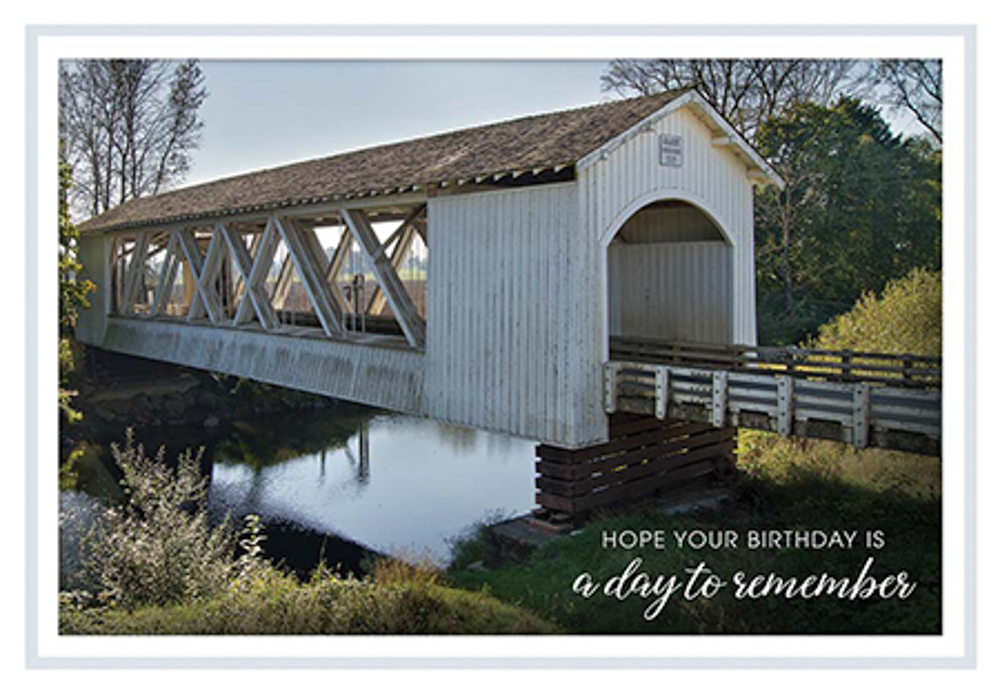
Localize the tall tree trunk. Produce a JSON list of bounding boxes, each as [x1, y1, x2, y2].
[[782, 192, 794, 315]]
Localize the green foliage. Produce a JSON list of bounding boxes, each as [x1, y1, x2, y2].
[[809, 267, 942, 356], [58, 150, 94, 331], [61, 550, 558, 635], [58, 337, 87, 427], [58, 389, 83, 427], [754, 98, 941, 329], [74, 431, 245, 610]]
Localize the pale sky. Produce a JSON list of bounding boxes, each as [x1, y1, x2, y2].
[[188, 60, 611, 186]]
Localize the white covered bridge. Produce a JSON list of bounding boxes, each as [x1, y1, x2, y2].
[[76, 90, 941, 522]]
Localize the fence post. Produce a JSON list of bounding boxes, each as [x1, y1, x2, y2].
[[712, 371, 728, 427], [655, 365, 670, 420], [853, 383, 871, 448], [604, 363, 621, 414], [777, 375, 794, 437]]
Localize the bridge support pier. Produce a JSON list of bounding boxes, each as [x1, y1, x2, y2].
[[533, 414, 736, 527]]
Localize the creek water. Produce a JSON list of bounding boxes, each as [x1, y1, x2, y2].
[[60, 404, 536, 581]]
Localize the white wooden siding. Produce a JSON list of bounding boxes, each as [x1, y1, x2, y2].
[[76, 234, 110, 345], [424, 183, 600, 446], [101, 318, 425, 414]]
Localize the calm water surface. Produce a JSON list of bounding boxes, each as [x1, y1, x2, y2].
[[62, 407, 536, 578]]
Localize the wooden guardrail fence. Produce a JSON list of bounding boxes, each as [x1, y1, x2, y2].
[[610, 336, 941, 390], [605, 338, 942, 456]]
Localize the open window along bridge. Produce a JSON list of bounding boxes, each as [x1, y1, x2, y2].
[[605, 337, 942, 456]]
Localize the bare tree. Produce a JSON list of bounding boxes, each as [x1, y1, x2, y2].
[[59, 59, 208, 218], [601, 59, 864, 142], [870, 59, 942, 144]]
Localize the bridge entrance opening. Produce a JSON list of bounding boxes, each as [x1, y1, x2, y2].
[[607, 199, 733, 347]]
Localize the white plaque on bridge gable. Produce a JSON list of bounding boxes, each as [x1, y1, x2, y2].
[[658, 134, 683, 167]]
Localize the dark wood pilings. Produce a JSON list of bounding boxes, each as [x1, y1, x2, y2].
[[535, 414, 736, 525]]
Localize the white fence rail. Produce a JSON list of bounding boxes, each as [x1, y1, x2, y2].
[[604, 361, 942, 456]]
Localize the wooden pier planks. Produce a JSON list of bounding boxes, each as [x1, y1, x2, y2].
[[535, 415, 736, 519]]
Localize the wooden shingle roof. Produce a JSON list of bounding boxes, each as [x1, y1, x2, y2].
[[80, 90, 690, 233]]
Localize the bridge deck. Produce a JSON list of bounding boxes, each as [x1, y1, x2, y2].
[[606, 337, 942, 456]]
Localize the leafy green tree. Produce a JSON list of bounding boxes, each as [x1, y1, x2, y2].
[[59, 148, 94, 333], [754, 98, 941, 324]]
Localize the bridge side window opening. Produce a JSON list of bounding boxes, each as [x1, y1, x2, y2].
[[110, 232, 176, 316], [269, 209, 428, 338], [331, 216, 428, 328], [105, 205, 428, 348]]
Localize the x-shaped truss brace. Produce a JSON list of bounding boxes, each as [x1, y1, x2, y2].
[[342, 208, 426, 348], [115, 208, 426, 349]]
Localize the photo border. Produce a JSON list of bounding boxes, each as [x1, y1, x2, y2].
[[25, 23, 977, 668]]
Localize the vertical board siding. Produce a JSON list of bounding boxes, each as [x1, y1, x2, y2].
[[425, 183, 594, 446], [608, 242, 732, 344]]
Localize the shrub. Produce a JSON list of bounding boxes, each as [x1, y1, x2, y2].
[[75, 431, 247, 610], [808, 267, 942, 356]]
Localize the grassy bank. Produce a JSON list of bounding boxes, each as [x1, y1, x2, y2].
[[61, 561, 560, 635], [447, 434, 940, 634]]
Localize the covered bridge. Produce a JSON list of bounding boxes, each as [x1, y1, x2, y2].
[[76, 89, 940, 522]]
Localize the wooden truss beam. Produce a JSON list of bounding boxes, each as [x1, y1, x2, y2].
[[220, 221, 280, 330], [366, 204, 425, 316], [120, 231, 150, 316], [342, 208, 426, 348], [149, 231, 180, 317], [272, 215, 345, 337], [272, 255, 295, 307], [324, 226, 355, 312]]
